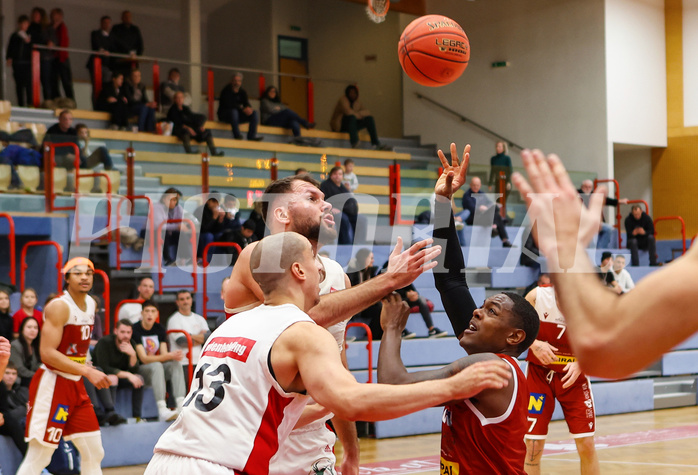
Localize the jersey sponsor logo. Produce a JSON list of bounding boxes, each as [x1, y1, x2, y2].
[[549, 355, 576, 365], [309, 457, 336, 474], [202, 337, 255, 362], [528, 393, 546, 414], [52, 404, 70, 424], [584, 399, 593, 409], [440, 457, 459, 475], [65, 344, 78, 356], [442, 407, 452, 427], [67, 356, 86, 364]]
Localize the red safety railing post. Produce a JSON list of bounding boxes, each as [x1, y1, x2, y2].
[[201, 242, 242, 319], [166, 329, 194, 384], [270, 158, 278, 181], [207, 68, 215, 121], [626, 199, 649, 215], [152, 61, 160, 109], [113, 299, 144, 333], [20, 241, 63, 293], [388, 164, 396, 226], [201, 152, 210, 194], [498, 171, 507, 219], [654, 216, 687, 256], [93, 56, 102, 103], [258, 74, 265, 100], [0, 214, 16, 285], [156, 219, 198, 295], [126, 147, 135, 208], [44, 143, 83, 213], [392, 164, 415, 226], [594, 178, 622, 248], [44, 144, 53, 213], [307, 80, 314, 124], [94, 269, 110, 336], [32, 49, 41, 108], [116, 195, 155, 271], [345, 322, 373, 383]]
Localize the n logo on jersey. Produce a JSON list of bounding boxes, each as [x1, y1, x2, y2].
[[52, 405, 70, 424], [528, 394, 546, 414], [202, 337, 255, 362]]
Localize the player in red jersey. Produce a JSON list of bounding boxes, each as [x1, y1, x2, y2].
[[523, 284, 599, 474], [378, 143, 540, 475], [17, 257, 111, 475]]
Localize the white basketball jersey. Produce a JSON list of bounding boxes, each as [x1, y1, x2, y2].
[[153, 304, 313, 471], [319, 256, 348, 350], [534, 286, 565, 325]]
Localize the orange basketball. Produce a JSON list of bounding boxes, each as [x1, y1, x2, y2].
[[398, 15, 470, 87]]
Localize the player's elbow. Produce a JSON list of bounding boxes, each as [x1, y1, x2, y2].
[[574, 332, 632, 379]]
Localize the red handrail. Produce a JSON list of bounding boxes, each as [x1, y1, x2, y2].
[[152, 61, 160, 109], [93, 269, 110, 337], [116, 195, 155, 270], [0, 214, 16, 285], [92, 56, 103, 103], [594, 178, 622, 248], [654, 216, 687, 256], [20, 241, 63, 293], [125, 147, 135, 204], [258, 74, 265, 101], [73, 172, 112, 246], [626, 199, 649, 214], [207, 68, 215, 121], [32, 50, 40, 108], [44, 142, 79, 212], [156, 219, 198, 295], [388, 164, 397, 226], [307, 80, 315, 124], [201, 153, 210, 194], [498, 171, 507, 219], [113, 298, 145, 332], [201, 242, 242, 319], [345, 322, 373, 383], [270, 158, 278, 181], [166, 329, 194, 385], [389, 163, 414, 226]]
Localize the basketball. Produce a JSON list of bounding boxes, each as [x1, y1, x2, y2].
[[398, 15, 470, 87]]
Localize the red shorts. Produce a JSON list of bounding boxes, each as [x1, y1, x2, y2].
[[525, 363, 595, 438], [25, 367, 100, 447]]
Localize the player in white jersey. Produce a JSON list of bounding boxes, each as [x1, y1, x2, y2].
[[225, 175, 442, 474], [146, 232, 513, 474]]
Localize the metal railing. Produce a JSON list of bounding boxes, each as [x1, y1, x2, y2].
[[156, 219, 198, 295], [345, 322, 374, 383], [20, 240, 63, 293], [654, 216, 686, 256], [201, 242, 242, 319], [166, 329, 194, 385], [94, 269, 110, 339], [111, 299, 144, 335], [594, 178, 622, 249]]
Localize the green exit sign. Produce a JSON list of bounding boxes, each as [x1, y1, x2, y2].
[[491, 61, 510, 68], [290, 25, 301, 31]]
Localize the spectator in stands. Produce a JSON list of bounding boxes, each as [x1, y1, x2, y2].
[[125, 68, 157, 132], [44, 111, 113, 171], [598, 251, 622, 294], [330, 85, 387, 150], [9, 316, 40, 386], [196, 193, 226, 262], [462, 176, 513, 247], [87, 16, 114, 105], [83, 353, 127, 427], [151, 187, 197, 266], [396, 284, 447, 338], [294, 167, 309, 176], [221, 194, 241, 235], [49, 8, 74, 100], [0, 289, 12, 341], [217, 72, 263, 141], [320, 166, 359, 245], [93, 319, 145, 421], [96, 72, 130, 130], [28, 7, 55, 102], [0, 362, 28, 455], [247, 199, 267, 241], [229, 219, 258, 250], [75, 123, 114, 170], [342, 158, 359, 192], [488, 141, 512, 201], [523, 273, 551, 298], [167, 290, 209, 386], [579, 179, 628, 248], [160, 68, 191, 110], [168, 91, 223, 156], [131, 300, 185, 422], [117, 276, 155, 323], [625, 204, 658, 266], [111, 10, 143, 70], [612, 255, 635, 293], [12, 288, 42, 337], [6, 15, 33, 107], [347, 249, 383, 339], [260, 85, 314, 143]]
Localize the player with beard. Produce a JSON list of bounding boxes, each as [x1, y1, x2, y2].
[[224, 174, 441, 474]]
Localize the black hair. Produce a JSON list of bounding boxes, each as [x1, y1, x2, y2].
[[141, 299, 157, 311], [176, 289, 191, 299], [168, 67, 180, 76], [344, 85, 358, 101], [262, 86, 280, 103], [75, 123, 88, 133], [18, 15, 29, 24], [18, 317, 41, 369], [100, 15, 111, 23], [242, 219, 256, 231], [116, 319, 133, 329], [344, 158, 354, 166], [501, 292, 539, 355]]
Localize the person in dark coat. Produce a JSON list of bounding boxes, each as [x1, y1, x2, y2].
[[27, 7, 55, 102], [6, 15, 33, 107], [124, 68, 156, 132], [167, 91, 222, 156], [96, 72, 129, 129], [217, 72, 263, 141], [624, 205, 658, 266], [110, 10, 143, 74], [87, 15, 114, 105]]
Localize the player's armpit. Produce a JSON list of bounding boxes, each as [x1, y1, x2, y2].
[[224, 243, 265, 312]]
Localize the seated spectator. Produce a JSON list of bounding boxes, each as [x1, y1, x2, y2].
[[82, 353, 126, 427], [294, 167, 309, 176], [217, 72, 263, 141], [167, 290, 209, 387], [330, 85, 386, 149], [93, 319, 145, 421], [0, 289, 12, 341], [160, 67, 191, 110], [131, 301, 185, 421], [247, 200, 267, 242], [151, 187, 198, 266], [221, 194, 241, 235], [9, 317, 40, 386], [196, 193, 227, 263], [342, 158, 359, 192], [0, 362, 28, 455], [320, 166, 359, 245], [625, 204, 658, 266], [6, 15, 32, 107], [111, 10, 143, 72], [49, 8, 74, 101], [117, 276, 155, 323], [87, 15, 114, 102], [612, 255, 635, 293], [462, 176, 513, 247], [43, 109, 78, 169], [96, 72, 130, 130], [598, 251, 622, 294], [579, 179, 628, 248], [229, 219, 258, 250], [347, 249, 383, 339], [260, 85, 314, 143], [125, 68, 157, 132], [12, 288, 42, 337], [396, 284, 447, 338], [522, 272, 550, 298], [167, 91, 223, 156], [75, 123, 114, 170]]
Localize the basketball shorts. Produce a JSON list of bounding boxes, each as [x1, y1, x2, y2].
[[268, 419, 337, 475], [146, 452, 240, 474], [25, 367, 100, 447], [525, 363, 595, 438]]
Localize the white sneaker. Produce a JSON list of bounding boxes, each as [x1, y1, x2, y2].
[[159, 407, 178, 422]]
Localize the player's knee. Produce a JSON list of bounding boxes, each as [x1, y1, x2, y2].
[[575, 436, 596, 457], [524, 439, 545, 463]]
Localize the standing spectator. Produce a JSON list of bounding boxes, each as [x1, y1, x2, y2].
[[396, 284, 447, 338], [6, 15, 33, 107], [330, 85, 386, 149], [0, 289, 12, 341], [488, 141, 512, 200], [612, 255, 635, 293], [96, 72, 130, 129], [75, 123, 114, 170], [0, 362, 29, 455], [625, 204, 658, 266], [260, 85, 314, 142], [160, 68, 191, 110], [131, 301, 185, 421], [9, 317, 41, 386], [28, 7, 55, 102], [167, 91, 223, 156], [93, 319, 145, 421], [166, 290, 209, 386], [462, 176, 513, 247], [111, 10, 143, 72], [579, 179, 628, 249], [12, 288, 42, 336], [320, 166, 358, 245], [125, 68, 157, 132], [87, 16, 114, 105], [217, 72, 263, 141], [342, 158, 359, 192], [117, 276, 155, 323], [49, 8, 74, 100]]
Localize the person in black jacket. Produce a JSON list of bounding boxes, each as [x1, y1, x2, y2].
[[461, 176, 512, 247], [6, 15, 32, 107], [578, 179, 628, 248], [87, 16, 114, 105], [0, 362, 28, 454], [217, 72, 263, 141], [110, 10, 143, 74], [167, 91, 223, 156], [96, 72, 129, 129], [125, 68, 156, 132], [195, 194, 226, 263], [0, 289, 13, 342], [28, 7, 55, 102], [625, 205, 658, 266]]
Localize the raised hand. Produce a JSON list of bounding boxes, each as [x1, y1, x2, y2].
[[0, 337, 10, 371], [385, 237, 442, 290], [435, 143, 470, 198], [380, 293, 410, 332], [449, 360, 511, 400]]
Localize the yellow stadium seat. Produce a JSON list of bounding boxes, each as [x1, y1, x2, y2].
[[0, 164, 11, 191], [16, 165, 40, 192]]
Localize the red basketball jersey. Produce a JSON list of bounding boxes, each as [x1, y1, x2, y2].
[[44, 292, 95, 380], [440, 354, 529, 475], [526, 286, 575, 373]]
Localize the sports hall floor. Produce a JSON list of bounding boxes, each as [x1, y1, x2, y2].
[[104, 406, 698, 474]]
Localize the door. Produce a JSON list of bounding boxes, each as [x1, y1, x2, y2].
[[278, 36, 308, 119]]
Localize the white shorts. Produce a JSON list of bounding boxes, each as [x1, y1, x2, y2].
[[269, 420, 337, 475], [146, 452, 237, 475]]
